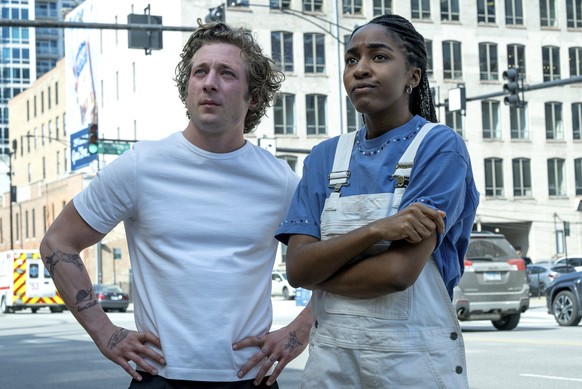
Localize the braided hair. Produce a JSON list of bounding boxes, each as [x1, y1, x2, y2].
[[351, 14, 437, 123]]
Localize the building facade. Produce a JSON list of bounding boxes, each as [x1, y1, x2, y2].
[[3, 0, 582, 289]]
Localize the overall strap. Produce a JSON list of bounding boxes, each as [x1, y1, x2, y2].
[[328, 130, 358, 196], [392, 122, 439, 189]]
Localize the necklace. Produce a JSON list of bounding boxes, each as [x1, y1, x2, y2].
[[355, 122, 423, 157]]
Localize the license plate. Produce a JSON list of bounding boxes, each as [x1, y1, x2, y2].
[[484, 271, 502, 281], [111, 295, 121, 300]]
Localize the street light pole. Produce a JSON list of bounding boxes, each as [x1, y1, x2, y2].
[[8, 150, 13, 250]]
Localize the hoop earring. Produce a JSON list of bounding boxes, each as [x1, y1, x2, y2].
[[405, 84, 413, 94]]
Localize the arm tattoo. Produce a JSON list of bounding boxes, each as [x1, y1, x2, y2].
[[45, 250, 84, 274], [284, 331, 303, 352], [107, 329, 129, 350], [76, 288, 98, 312]]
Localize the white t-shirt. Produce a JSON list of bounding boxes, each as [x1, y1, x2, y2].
[[74, 132, 299, 381]]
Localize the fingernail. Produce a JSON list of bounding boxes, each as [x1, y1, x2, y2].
[[237, 370, 244, 378]]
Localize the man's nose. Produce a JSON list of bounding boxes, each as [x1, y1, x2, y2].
[[203, 70, 218, 91]]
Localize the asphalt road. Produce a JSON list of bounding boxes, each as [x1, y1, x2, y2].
[[1, 296, 581, 389]]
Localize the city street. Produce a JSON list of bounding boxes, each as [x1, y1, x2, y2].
[[1, 297, 581, 388]]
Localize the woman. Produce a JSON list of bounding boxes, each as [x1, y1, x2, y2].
[[275, 14, 479, 388]]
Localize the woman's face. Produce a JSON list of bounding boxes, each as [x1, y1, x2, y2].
[[343, 23, 420, 120]]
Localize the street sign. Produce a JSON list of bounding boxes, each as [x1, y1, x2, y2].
[[96, 140, 131, 155]]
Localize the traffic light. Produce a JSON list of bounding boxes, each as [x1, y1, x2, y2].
[[205, 5, 225, 22], [88, 123, 99, 154], [502, 68, 522, 107]]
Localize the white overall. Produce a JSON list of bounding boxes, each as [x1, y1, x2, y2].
[[302, 124, 469, 389]]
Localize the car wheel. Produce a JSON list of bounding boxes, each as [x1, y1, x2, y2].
[[492, 313, 521, 330], [50, 306, 63, 313], [539, 283, 546, 294], [1, 297, 12, 314], [282, 287, 289, 300], [553, 291, 582, 326], [119, 308, 127, 313]]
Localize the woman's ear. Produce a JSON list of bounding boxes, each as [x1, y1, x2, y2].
[[409, 67, 422, 88]]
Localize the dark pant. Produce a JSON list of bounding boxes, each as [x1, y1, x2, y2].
[[128, 372, 280, 389]]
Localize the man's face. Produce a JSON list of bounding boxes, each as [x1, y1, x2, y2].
[[185, 43, 253, 136]]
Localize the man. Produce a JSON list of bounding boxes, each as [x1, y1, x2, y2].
[[40, 20, 311, 388]]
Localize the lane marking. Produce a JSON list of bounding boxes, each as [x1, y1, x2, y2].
[[521, 374, 582, 383]]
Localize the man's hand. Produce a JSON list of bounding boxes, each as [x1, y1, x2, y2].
[[96, 325, 165, 382], [233, 305, 312, 386]]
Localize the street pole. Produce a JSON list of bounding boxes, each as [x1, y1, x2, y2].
[[8, 151, 13, 250]]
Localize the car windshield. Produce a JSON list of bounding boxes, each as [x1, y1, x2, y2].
[[466, 238, 517, 262], [96, 285, 124, 293]]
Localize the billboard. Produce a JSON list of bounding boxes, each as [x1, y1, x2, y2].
[[65, 1, 98, 171], [70, 126, 97, 171]]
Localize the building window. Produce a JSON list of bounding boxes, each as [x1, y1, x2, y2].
[[485, 158, 504, 197], [542, 46, 561, 81], [411, 0, 431, 20], [32, 209, 36, 239], [55, 81, 59, 105], [270, 0, 291, 9], [306, 94, 327, 135], [575, 158, 582, 195], [373, 0, 392, 16], [479, 42, 499, 80], [570, 47, 582, 77], [441, 0, 460, 21], [540, 0, 558, 27], [482, 100, 501, 139], [47, 86, 51, 109], [545, 102, 563, 140], [547, 158, 566, 196], [505, 0, 524, 25], [304, 33, 325, 73], [443, 41, 462, 80], [346, 97, 363, 133], [445, 110, 464, 137], [280, 155, 298, 172], [274, 93, 295, 135], [507, 44, 526, 77], [303, 0, 323, 12], [271, 31, 294, 72], [343, 0, 363, 15], [512, 158, 532, 196], [425, 40, 433, 78], [566, 0, 582, 28], [510, 104, 528, 139], [477, 0, 496, 23], [573, 102, 582, 140]]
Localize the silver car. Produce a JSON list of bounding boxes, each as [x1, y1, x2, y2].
[[453, 232, 530, 330]]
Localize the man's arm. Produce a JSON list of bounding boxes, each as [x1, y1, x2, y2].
[[40, 201, 165, 381], [232, 303, 312, 386]]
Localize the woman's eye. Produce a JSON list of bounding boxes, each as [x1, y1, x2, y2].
[[193, 68, 206, 76]]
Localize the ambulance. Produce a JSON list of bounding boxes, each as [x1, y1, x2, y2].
[[0, 250, 67, 313]]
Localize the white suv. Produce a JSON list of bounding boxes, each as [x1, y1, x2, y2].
[[453, 232, 530, 330]]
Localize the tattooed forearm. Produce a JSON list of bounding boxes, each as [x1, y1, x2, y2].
[[44, 250, 84, 274], [75, 289, 98, 312], [284, 331, 304, 352], [107, 329, 129, 350]]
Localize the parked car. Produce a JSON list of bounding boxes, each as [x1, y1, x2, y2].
[[93, 284, 129, 312], [546, 271, 582, 326], [526, 262, 576, 296], [271, 270, 295, 300], [553, 255, 582, 272], [453, 231, 530, 330]]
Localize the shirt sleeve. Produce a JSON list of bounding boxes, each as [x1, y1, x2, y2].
[[73, 149, 137, 234], [275, 142, 333, 244]]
